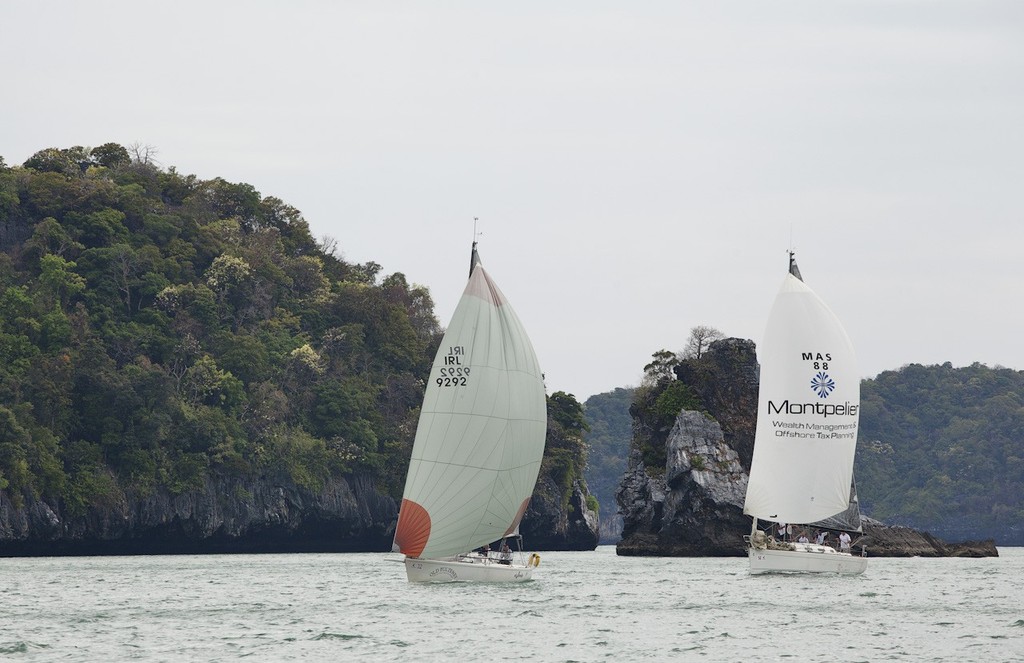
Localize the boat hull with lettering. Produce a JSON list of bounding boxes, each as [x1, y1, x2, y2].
[[404, 553, 538, 583]]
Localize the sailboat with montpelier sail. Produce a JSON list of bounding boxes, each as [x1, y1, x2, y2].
[[742, 253, 867, 575], [392, 241, 547, 582]]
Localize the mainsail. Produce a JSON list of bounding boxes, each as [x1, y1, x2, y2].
[[393, 247, 547, 560], [742, 266, 861, 526]]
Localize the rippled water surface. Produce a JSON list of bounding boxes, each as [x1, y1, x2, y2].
[[2, 546, 1022, 661]]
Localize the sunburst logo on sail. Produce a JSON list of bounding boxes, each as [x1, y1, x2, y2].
[[810, 371, 835, 398]]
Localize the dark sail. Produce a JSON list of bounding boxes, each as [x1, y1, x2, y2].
[[788, 251, 803, 281], [808, 477, 863, 533]]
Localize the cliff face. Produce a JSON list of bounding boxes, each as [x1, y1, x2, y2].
[[615, 338, 998, 558], [522, 476, 600, 551], [617, 410, 749, 556], [0, 469, 599, 556], [674, 338, 759, 469], [0, 474, 398, 556]]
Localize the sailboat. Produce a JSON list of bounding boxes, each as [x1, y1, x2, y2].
[[392, 241, 548, 582], [742, 252, 868, 575]]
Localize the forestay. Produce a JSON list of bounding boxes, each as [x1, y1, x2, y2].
[[393, 255, 547, 560], [743, 273, 860, 525]]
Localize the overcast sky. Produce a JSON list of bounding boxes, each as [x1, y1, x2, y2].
[[4, 1, 1023, 401]]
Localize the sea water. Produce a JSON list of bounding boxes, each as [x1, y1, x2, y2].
[[2, 545, 1022, 661]]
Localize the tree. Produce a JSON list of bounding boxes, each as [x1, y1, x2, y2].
[[128, 143, 159, 167], [37, 254, 86, 309], [23, 148, 76, 175], [642, 349, 680, 385], [91, 143, 131, 169], [25, 218, 84, 259], [682, 325, 724, 360]]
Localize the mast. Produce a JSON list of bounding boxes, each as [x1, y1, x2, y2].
[[469, 217, 482, 277]]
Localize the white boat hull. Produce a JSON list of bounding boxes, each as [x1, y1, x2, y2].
[[404, 555, 536, 583], [748, 543, 867, 575]]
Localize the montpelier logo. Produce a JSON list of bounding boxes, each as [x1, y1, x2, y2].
[[810, 371, 835, 398]]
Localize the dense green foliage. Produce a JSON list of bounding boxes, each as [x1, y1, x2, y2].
[[582, 387, 634, 520], [856, 362, 1024, 541], [0, 144, 441, 510], [539, 391, 590, 508]]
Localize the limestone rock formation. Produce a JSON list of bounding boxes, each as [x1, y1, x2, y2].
[[522, 476, 600, 551], [617, 411, 748, 556]]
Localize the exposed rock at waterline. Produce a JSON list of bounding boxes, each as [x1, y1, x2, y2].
[[0, 474, 397, 556], [0, 468, 601, 556], [522, 476, 600, 551], [858, 517, 998, 557]]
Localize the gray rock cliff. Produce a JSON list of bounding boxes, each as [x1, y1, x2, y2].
[[523, 476, 600, 551], [0, 474, 397, 556], [617, 410, 749, 556], [1, 468, 600, 556]]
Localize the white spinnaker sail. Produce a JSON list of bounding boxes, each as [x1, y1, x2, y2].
[[743, 273, 860, 525], [393, 261, 547, 560]]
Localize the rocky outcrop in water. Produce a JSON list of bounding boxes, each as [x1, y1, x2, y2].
[[858, 518, 998, 557], [615, 338, 998, 558], [617, 411, 748, 556], [522, 476, 600, 551]]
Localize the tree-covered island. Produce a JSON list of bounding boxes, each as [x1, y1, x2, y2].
[[0, 144, 598, 554]]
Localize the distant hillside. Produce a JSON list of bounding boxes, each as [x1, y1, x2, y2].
[[857, 362, 1024, 544], [0, 144, 595, 552], [582, 388, 634, 542]]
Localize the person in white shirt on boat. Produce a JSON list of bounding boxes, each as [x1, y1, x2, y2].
[[839, 531, 852, 552], [797, 533, 809, 544], [815, 530, 828, 546]]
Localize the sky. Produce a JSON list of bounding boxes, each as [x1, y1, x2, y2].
[[3, 1, 1023, 401]]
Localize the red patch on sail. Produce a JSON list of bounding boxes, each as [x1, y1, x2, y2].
[[394, 499, 431, 557]]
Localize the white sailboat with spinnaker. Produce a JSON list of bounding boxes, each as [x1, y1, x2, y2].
[[742, 253, 867, 575], [392, 241, 547, 582]]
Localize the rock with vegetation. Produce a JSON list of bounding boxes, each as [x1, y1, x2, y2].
[[523, 392, 600, 550], [616, 337, 997, 557], [0, 144, 597, 554], [617, 410, 748, 556], [523, 474, 599, 551]]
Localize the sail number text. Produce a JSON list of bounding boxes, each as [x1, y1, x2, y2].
[[437, 346, 470, 387], [802, 351, 831, 370]]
